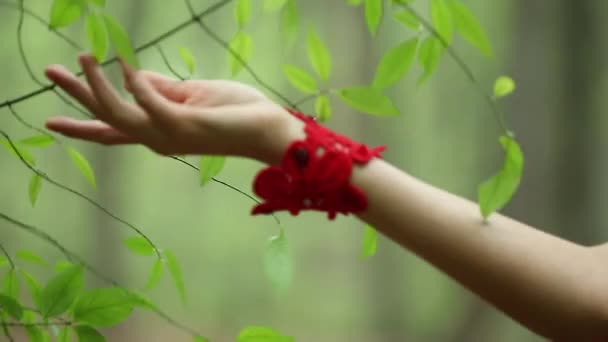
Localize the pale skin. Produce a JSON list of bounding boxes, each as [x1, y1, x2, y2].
[[45, 54, 608, 340]]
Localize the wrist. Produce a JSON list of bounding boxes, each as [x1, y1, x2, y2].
[[256, 107, 305, 165]]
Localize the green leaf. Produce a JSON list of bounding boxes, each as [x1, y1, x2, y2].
[[417, 36, 444, 85], [361, 225, 378, 259], [127, 291, 157, 311], [25, 325, 50, 342], [3, 269, 20, 299], [0, 138, 36, 165], [431, 0, 454, 44], [178, 47, 196, 76], [86, 0, 106, 6], [20, 270, 42, 308], [102, 14, 139, 68], [39, 265, 84, 318], [164, 251, 186, 305], [235, 0, 252, 28], [264, 230, 292, 294], [347, 0, 364, 6], [55, 260, 74, 273], [58, 327, 71, 342], [315, 95, 332, 123], [199, 156, 226, 186], [280, 0, 299, 48], [373, 38, 418, 89], [393, 9, 421, 30], [74, 288, 134, 327], [0, 256, 7, 268], [494, 76, 516, 98], [144, 258, 163, 290], [264, 0, 287, 12], [20, 135, 55, 148], [123, 236, 155, 257], [282, 65, 318, 93], [67, 147, 96, 189], [478, 136, 524, 219], [75, 325, 106, 342], [364, 0, 383, 36], [16, 250, 46, 266], [85, 13, 108, 63], [0, 294, 23, 320], [29, 174, 42, 207], [306, 28, 332, 81], [228, 32, 253, 76], [448, 0, 493, 57], [338, 86, 400, 116], [237, 326, 294, 342], [49, 0, 83, 29]]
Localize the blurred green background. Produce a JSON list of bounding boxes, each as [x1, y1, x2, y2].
[[2, 0, 608, 341]]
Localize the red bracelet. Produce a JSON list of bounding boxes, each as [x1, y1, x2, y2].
[[251, 110, 386, 219]]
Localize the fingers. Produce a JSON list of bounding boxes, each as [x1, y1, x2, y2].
[[79, 54, 146, 133], [46, 117, 136, 145], [45, 65, 103, 115], [121, 63, 190, 103]]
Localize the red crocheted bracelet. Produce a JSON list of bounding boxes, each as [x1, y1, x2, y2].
[[251, 110, 386, 220]]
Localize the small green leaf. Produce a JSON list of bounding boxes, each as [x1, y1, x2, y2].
[[85, 13, 108, 63], [393, 9, 421, 30], [67, 147, 96, 189], [86, 0, 106, 7], [478, 136, 524, 219], [282, 65, 318, 93], [58, 327, 71, 342], [264, 229, 292, 294], [0, 138, 36, 165], [193, 336, 210, 342], [347, 0, 364, 6], [144, 258, 163, 290], [264, 0, 287, 12], [448, 0, 493, 57], [75, 325, 106, 342], [49, 0, 83, 29], [417, 36, 444, 85], [364, 0, 383, 36], [431, 0, 454, 44], [164, 251, 186, 305], [306, 28, 332, 82], [361, 225, 378, 259], [103, 14, 139, 68], [228, 32, 253, 76], [74, 288, 134, 327], [3, 269, 20, 299], [199, 156, 226, 186], [29, 174, 42, 207], [0, 294, 23, 320], [237, 326, 294, 342], [55, 260, 74, 273], [338, 86, 400, 116], [280, 0, 299, 48], [128, 291, 157, 311], [39, 265, 84, 318], [178, 47, 197, 76], [25, 325, 50, 342], [20, 270, 42, 308], [19, 135, 55, 148], [16, 250, 46, 266], [123, 236, 155, 257], [235, 0, 252, 28], [373, 38, 418, 89], [0, 256, 7, 268], [494, 76, 516, 98], [315, 95, 332, 123]]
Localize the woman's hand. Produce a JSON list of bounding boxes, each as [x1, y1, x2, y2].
[[45, 54, 304, 164]]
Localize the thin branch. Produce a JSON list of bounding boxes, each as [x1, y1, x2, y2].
[[398, 2, 510, 135], [156, 45, 187, 81], [0, 242, 14, 269], [0, 0, 234, 110], [0, 212, 205, 338]]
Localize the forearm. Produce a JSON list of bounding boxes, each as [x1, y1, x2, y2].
[[353, 158, 608, 340]]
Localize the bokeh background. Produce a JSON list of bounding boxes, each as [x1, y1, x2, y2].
[[1, 0, 608, 341]]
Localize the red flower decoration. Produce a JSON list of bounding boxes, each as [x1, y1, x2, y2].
[[252, 110, 385, 219]]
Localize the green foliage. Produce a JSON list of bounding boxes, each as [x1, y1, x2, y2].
[[338, 86, 400, 116], [179, 47, 197, 76], [16, 250, 46, 266], [478, 136, 524, 219], [393, 9, 421, 30], [28, 174, 42, 207], [0, 138, 35, 165], [123, 236, 155, 256], [102, 14, 139, 68], [49, 0, 83, 29], [74, 325, 106, 342], [280, 0, 299, 47], [417, 36, 444, 84], [3, 269, 19, 299], [361, 225, 378, 259], [73, 288, 134, 327], [237, 326, 294, 342], [193, 336, 210, 342], [373, 38, 418, 89], [448, 0, 493, 57], [264, 0, 287, 12], [235, 0, 253, 29], [20, 270, 42, 308], [39, 265, 84, 318], [365, 0, 383, 36], [164, 250, 187, 305], [19, 136, 55, 148], [494, 76, 516, 98], [85, 13, 108, 62], [282, 64, 318, 93], [0, 294, 23, 320], [431, 0, 454, 44], [67, 147, 96, 189], [145, 258, 164, 290], [229, 32, 253, 76], [315, 95, 332, 122], [306, 28, 332, 82], [199, 156, 226, 186], [264, 229, 292, 293]]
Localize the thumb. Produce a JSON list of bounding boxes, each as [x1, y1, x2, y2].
[[120, 60, 189, 103]]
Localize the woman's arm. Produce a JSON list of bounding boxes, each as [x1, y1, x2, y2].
[[351, 158, 608, 340]]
